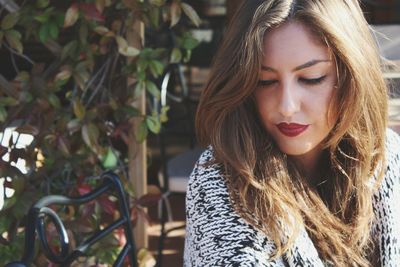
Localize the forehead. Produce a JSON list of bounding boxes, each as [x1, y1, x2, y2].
[[262, 22, 331, 66]]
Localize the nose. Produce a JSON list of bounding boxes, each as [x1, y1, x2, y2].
[[278, 82, 300, 117]]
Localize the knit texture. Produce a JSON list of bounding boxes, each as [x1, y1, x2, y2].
[[184, 129, 400, 266]]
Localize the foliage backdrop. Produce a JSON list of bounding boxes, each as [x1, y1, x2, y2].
[[0, 0, 199, 265]]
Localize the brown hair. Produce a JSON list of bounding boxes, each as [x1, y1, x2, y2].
[[196, 0, 388, 265]]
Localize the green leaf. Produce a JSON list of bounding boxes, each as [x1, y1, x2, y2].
[[160, 105, 169, 123], [119, 46, 140, 57], [73, 99, 86, 119], [81, 123, 99, 148], [184, 49, 192, 63], [149, 60, 164, 78], [1, 12, 19, 30], [182, 34, 199, 50], [121, 106, 140, 117], [0, 106, 7, 122], [15, 71, 30, 82], [11, 176, 25, 197], [55, 69, 72, 83], [94, 26, 110, 35], [170, 47, 182, 63], [0, 96, 17, 106], [134, 81, 144, 97], [170, 2, 181, 27], [49, 22, 59, 39], [149, 7, 160, 28], [57, 136, 70, 156], [55, 14, 65, 27], [102, 148, 118, 169], [3, 195, 17, 210], [96, 0, 106, 12], [181, 3, 201, 27], [145, 80, 161, 99], [115, 35, 128, 50], [67, 118, 81, 133], [5, 30, 23, 54], [48, 93, 61, 108], [36, 0, 50, 8], [0, 215, 12, 231], [74, 72, 89, 90], [136, 120, 148, 142], [137, 58, 149, 73], [79, 23, 89, 45], [116, 35, 139, 57], [146, 116, 161, 134], [19, 91, 33, 103], [39, 23, 50, 43], [34, 13, 50, 23], [61, 40, 78, 61], [74, 61, 90, 89], [13, 191, 34, 220], [64, 4, 79, 28], [149, 0, 165, 7]]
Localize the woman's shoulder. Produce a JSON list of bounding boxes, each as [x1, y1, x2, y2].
[[370, 128, 400, 265], [184, 146, 290, 266], [384, 128, 400, 176], [188, 146, 226, 190], [385, 128, 400, 156]]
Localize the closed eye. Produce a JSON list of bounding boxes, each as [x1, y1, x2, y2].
[[258, 79, 277, 87], [299, 75, 327, 85]]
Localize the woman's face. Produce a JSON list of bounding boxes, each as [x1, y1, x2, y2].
[[255, 22, 337, 166]]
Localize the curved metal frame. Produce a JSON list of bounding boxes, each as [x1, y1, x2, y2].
[[5, 171, 137, 267]]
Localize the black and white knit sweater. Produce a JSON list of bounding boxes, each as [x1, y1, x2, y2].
[[184, 129, 400, 266]]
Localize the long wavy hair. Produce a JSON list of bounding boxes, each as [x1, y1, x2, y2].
[[196, 0, 388, 265]]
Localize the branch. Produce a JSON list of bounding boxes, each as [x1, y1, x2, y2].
[[44, 40, 62, 57], [84, 56, 113, 107], [4, 42, 35, 65], [0, 74, 19, 99], [0, 0, 19, 12]]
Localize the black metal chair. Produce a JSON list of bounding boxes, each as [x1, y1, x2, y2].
[[5, 171, 138, 267]]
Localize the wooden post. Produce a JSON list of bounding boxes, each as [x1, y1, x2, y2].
[[127, 19, 148, 249]]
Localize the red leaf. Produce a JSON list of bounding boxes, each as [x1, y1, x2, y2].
[[79, 52, 86, 60], [77, 184, 92, 195], [98, 195, 116, 215], [115, 228, 126, 246], [136, 193, 162, 208], [78, 3, 105, 22], [80, 203, 95, 219], [130, 207, 138, 226]]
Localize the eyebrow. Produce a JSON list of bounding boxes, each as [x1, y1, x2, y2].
[[261, 59, 331, 72]]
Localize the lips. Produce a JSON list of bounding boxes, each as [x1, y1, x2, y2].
[[276, 122, 309, 137]]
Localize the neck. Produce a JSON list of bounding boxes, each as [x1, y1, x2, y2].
[[290, 145, 326, 183]]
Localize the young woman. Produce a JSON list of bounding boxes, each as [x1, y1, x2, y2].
[[184, 0, 400, 266]]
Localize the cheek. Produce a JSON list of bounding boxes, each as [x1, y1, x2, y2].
[[255, 90, 273, 122], [313, 86, 336, 127]]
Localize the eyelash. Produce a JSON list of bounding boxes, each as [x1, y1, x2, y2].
[[300, 75, 327, 85], [258, 75, 327, 87]]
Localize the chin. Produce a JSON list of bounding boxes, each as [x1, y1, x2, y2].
[[277, 143, 315, 156]]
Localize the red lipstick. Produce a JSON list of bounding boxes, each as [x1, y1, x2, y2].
[[276, 123, 309, 137]]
